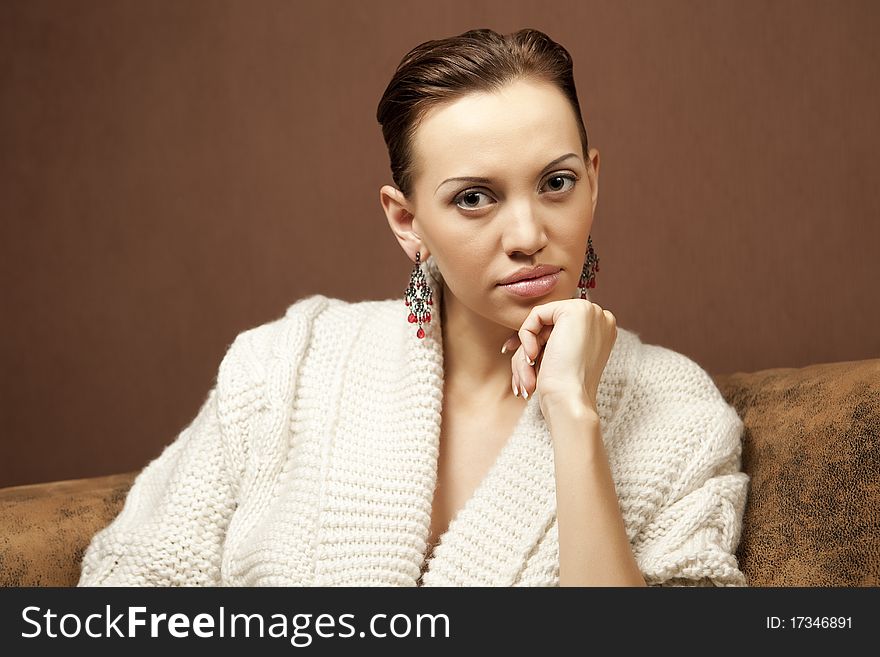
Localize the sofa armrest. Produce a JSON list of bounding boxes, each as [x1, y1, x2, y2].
[[713, 358, 880, 586], [0, 472, 137, 586]]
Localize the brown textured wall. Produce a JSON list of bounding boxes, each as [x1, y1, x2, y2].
[[2, 0, 878, 488]]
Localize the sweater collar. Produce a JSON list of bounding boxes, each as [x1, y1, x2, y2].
[[310, 255, 637, 585], [411, 255, 557, 585]]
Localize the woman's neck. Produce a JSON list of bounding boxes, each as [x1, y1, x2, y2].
[[440, 285, 520, 407]]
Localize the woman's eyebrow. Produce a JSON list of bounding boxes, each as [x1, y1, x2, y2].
[[434, 152, 581, 195]]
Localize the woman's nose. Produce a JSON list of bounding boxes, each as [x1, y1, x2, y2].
[[500, 205, 546, 255]]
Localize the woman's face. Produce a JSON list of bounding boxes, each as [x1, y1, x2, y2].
[[385, 77, 600, 332]]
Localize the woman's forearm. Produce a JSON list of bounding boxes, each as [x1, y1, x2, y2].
[[545, 399, 647, 587]]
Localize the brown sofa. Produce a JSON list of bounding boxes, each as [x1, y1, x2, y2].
[[2, 358, 878, 587]]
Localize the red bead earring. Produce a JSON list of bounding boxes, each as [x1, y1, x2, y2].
[[404, 251, 433, 339], [577, 235, 600, 299]]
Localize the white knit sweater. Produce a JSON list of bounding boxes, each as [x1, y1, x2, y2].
[[78, 256, 750, 587]]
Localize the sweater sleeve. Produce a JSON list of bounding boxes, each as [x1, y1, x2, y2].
[[633, 352, 749, 586], [632, 400, 750, 587], [77, 337, 252, 587]]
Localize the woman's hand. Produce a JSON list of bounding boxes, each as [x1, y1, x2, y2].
[[502, 299, 617, 417]]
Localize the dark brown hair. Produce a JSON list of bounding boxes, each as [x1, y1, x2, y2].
[[376, 28, 590, 199]]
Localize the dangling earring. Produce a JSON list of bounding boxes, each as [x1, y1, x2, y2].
[[404, 251, 433, 339], [577, 235, 600, 300]]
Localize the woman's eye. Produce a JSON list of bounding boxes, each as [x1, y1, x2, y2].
[[542, 174, 577, 193], [453, 190, 492, 210], [452, 173, 577, 211]]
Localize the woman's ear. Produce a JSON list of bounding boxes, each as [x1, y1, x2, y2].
[[379, 185, 428, 261], [587, 148, 600, 214]]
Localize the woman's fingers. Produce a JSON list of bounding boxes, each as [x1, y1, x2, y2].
[[507, 324, 553, 398], [516, 346, 532, 398], [501, 334, 520, 354], [515, 325, 552, 398], [517, 302, 571, 362], [502, 334, 524, 396]]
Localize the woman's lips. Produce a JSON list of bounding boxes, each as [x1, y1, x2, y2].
[[498, 271, 560, 297]]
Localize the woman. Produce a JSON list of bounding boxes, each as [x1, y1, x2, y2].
[[78, 28, 749, 587]]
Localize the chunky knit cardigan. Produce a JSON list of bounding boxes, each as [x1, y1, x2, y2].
[[78, 256, 750, 587]]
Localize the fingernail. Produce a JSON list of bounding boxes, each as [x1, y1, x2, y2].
[[525, 353, 535, 366], [511, 379, 517, 396], [501, 344, 508, 354], [522, 388, 529, 399]]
